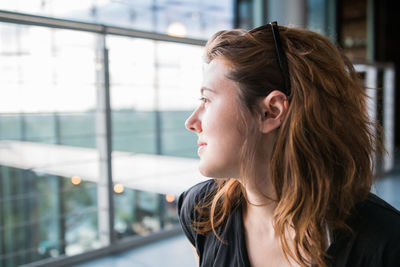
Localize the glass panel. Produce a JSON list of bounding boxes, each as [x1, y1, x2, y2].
[[0, 0, 234, 39], [59, 112, 96, 148], [109, 36, 157, 154], [0, 167, 98, 266], [156, 42, 202, 158], [0, 23, 102, 266], [109, 35, 202, 240]]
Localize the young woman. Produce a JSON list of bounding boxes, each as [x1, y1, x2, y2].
[[178, 22, 400, 267]]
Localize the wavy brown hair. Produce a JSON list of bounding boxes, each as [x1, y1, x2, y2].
[[192, 25, 383, 267]]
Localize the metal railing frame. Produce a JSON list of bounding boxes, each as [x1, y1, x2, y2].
[[0, 10, 206, 46]]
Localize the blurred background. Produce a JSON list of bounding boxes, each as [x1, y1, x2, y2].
[[0, 0, 398, 266]]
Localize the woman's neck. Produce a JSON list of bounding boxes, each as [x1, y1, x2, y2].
[[241, 170, 277, 235]]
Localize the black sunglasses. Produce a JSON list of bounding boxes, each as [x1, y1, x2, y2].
[[249, 21, 291, 100]]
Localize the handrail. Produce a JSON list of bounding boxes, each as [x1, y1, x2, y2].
[[0, 10, 207, 46]]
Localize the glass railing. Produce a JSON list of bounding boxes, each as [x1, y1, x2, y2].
[[0, 15, 206, 266]]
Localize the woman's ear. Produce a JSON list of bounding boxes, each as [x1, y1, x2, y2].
[[259, 90, 289, 133]]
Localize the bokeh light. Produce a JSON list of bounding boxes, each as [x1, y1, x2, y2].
[[71, 176, 82, 185], [165, 194, 175, 203], [167, 22, 187, 37], [114, 183, 124, 194]]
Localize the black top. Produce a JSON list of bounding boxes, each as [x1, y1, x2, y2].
[[177, 179, 400, 267]]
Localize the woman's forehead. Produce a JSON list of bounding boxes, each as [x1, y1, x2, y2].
[[203, 57, 230, 73], [202, 58, 234, 89]]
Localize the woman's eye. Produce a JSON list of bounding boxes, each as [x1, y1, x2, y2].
[[199, 97, 209, 104]]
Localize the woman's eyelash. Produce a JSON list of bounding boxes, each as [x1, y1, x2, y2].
[[199, 97, 209, 103]]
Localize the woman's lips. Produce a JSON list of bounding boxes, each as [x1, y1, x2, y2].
[[197, 141, 207, 147], [197, 142, 207, 155]]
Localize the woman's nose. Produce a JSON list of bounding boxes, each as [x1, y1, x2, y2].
[[185, 110, 202, 133]]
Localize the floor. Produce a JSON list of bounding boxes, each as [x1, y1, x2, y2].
[[74, 234, 196, 267], [75, 163, 400, 267]]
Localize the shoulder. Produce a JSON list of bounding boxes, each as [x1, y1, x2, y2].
[[353, 194, 400, 255], [329, 193, 400, 266], [177, 179, 216, 246], [178, 179, 217, 211], [351, 193, 400, 238], [177, 179, 217, 219]]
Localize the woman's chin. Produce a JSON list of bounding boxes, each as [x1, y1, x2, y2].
[[198, 160, 220, 178], [198, 165, 214, 178], [198, 163, 237, 179]]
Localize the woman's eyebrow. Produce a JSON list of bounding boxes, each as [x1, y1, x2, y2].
[[200, 87, 216, 94]]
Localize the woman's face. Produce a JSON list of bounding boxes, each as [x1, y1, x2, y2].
[[185, 58, 244, 178]]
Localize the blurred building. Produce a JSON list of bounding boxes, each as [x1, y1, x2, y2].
[[0, 0, 398, 267]]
